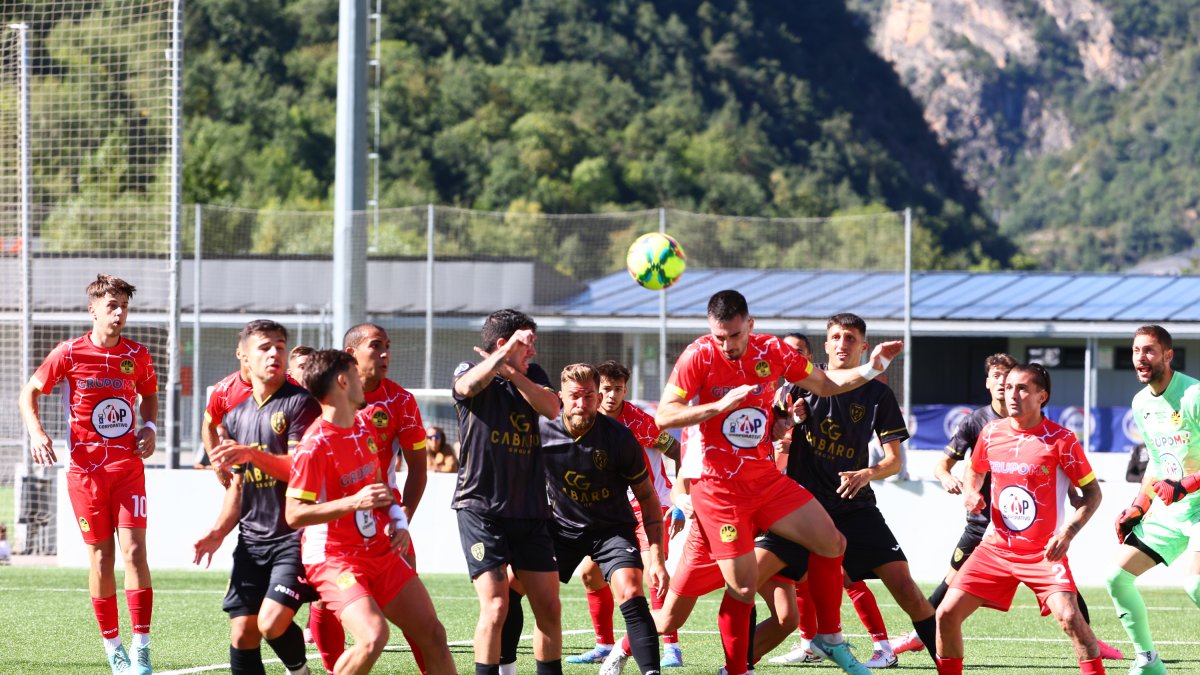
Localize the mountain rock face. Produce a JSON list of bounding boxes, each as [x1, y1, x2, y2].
[[866, 0, 1142, 191]]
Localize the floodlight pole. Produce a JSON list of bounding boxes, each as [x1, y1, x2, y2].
[[11, 22, 31, 467], [333, 0, 369, 342]]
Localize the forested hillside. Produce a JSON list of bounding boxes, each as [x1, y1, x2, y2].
[[180, 0, 1011, 268]]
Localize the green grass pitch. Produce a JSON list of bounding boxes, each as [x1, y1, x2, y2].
[[0, 567, 1197, 674]]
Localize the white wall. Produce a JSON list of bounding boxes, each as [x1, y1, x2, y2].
[[56, 455, 1192, 589]]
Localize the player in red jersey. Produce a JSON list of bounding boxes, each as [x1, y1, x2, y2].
[[566, 360, 686, 667], [286, 349, 454, 675], [652, 290, 900, 675], [935, 364, 1105, 675], [19, 274, 158, 675], [305, 324, 433, 672]]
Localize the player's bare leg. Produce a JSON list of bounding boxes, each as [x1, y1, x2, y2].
[[875, 559, 937, 664], [381, 578, 455, 674], [336, 595, 390, 675], [933, 587, 985, 674], [87, 537, 120, 602], [516, 568, 563, 664], [117, 527, 151, 590], [754, 576, 801, 662], [256, 599, 297, 641], [230, 614, 264, 649], [472, 566, 512, 665], [1045, 592, 1102, 661]]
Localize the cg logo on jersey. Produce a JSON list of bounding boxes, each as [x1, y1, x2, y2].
[[371, 410, 389, 429], [120, 359, 135, 375], [509, 413, 531, 433], [271, 412, 287, 434], [719, 524, 738, 543]]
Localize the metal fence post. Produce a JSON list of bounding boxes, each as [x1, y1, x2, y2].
[[658, 208, 668, 396], [425, 203, 435, 389], [191, 204, 203, 463]]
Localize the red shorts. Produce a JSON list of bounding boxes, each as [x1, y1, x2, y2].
[[690, 471, 813, 559], [306, 552, 417, 617], [951, 540, 1077, 616], [669, 524, 725, 598], [633, 502, 671, 553], [67, 456, 147, 544]]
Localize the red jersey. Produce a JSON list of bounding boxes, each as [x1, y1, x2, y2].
[[971, 417, 1096, 553], [615, 401, 674, 504], [362, 378, 426, 476], [32, 334, 157, 472], [204, 370, 252, 427], [289, 416, 396, 564], [667, 333, 813, 481]]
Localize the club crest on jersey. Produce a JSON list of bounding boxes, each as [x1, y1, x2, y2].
[[271, 412, 287, 434], [593, 449, 609, 470], [119, 359, 135, 375], [719, 524, 738, 543], [371, 410, 389, 429], [997, 485, 1036, 532], [953, 548, 964, 563], [850, 404, 866, 423], [78, 517, 90, 533], [1171, 410, 1182, 428], [367, 437, 378, 454], [654, 431, 673, 449], [471, 543, 486, 561], [754, 360, 771, 378], [336, 572, 357, 590]]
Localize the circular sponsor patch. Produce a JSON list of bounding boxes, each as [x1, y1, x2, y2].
[[1160, 452, 1184, 480], [91, 397, 133, 438], [997, 485, 1037, 532], [722, 407, 768, 449], [719, 524, 738, 543]]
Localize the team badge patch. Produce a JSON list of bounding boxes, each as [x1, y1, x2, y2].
[[755, 360, 771, 378], [593, 449, 609, 470], [471, 543, 486, 561], [371, 410, 389, 429], [1172, 410, 1182, 428], [953, 548, 964, 563], [850, 404, 866, 423], [271, 411, 287, 434], [119, 359, 135, 375], [367, 437, 378, 454], [719, 524, 738, 543], [78, 517, 90, 533], [336, 572, 357, 590]]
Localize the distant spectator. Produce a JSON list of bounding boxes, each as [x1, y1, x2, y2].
[[0, 522, 11, 564], [425, 426, 458, 473], [288, 344, 315, 383], [1126, 442, 1149, 483]]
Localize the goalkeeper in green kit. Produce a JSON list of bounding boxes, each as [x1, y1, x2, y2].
[[1107, 325, 1200, 675]]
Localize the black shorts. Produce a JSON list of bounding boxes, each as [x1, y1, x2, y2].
[[456, 509, 558, 579], [223, 538, 318, 618], [755, 533, 810, 582], [949, 517, 989, 570], [553, 526, 642, 584], [835, 506, 906, 582]]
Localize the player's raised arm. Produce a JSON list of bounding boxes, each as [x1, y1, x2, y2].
[[654, 383, 755, 430], [795, 339, 904, 397]]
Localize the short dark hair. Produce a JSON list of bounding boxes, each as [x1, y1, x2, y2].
[[1008, 362, 1052, 400], [239, 319, 288, 345], [783, 333, 811, 353], [301, 349, 357, 401], [343, 322, 387, 349], [596, 360, 631, 384], [290, 345, 315, 360], [826, 313, 867, 335], [86, 274, 136, 301], [707, 290, 749, 322], [1135, 325, 1173, 351], [481, 309, 536, 352], [984, 353, 1018, 373]]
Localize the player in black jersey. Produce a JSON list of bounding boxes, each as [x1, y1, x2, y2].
[[452, 309, 564, 675], [502, 363, 668, 675], [193, 320, 321, 675], [762, 313, 938, 668]]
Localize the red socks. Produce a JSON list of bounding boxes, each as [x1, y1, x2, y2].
[[937, 656, 964, 675], [806, 553, 845, 634], [794, 581, 817, 639], [847, 580, 886, 641], [649, 585, 677, 644], [717, 594, 753, 675], [125, 588, 152, 637], [586, 586, 616, 645], [91, 595, 120, 640], [1080, 656, 1106, 674], [310, 603, 346, 672]]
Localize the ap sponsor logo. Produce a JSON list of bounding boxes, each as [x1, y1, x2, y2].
[[997, 485, 1037, 532], [91, 397, 133, 438], [722, 407, 767, 448]]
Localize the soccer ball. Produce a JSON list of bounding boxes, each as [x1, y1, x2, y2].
[[626, 232, 687, 290]]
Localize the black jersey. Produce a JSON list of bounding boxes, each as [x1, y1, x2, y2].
[[784, 379, 909, 515], [452, 361, 554, 519], [539, 413, 649, 535], [223, 381, 320, 544], [945, 403, 1002, 523]]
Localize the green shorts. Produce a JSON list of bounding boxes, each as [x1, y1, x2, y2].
[[1133, 507, 1200, 565]]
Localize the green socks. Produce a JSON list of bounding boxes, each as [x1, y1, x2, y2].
[[1185, 574, 1200, 608], [1106, 567, 1155, 654]]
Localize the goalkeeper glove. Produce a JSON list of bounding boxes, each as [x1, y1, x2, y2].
[[1151, 473, 1200, 506], [1115, 491, 1152, 544]]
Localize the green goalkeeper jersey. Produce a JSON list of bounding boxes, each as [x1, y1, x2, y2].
[[1132, 370, 1200, 522]]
